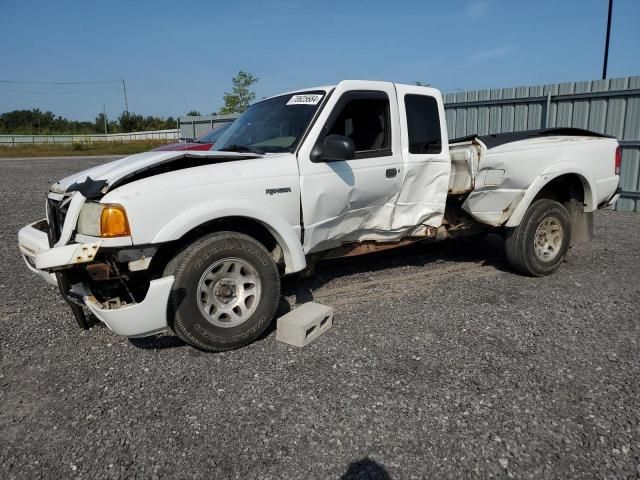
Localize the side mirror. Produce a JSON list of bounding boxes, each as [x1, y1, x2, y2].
[[318, 134, 355, 162]]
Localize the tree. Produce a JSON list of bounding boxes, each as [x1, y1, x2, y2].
[[118, 111, 141, 132], [0, 108, 93, 134], [186, 110, 201, 116], [219, 71, 258, 114], [95, 113, 108, 134], [0, 108, 177, 134]]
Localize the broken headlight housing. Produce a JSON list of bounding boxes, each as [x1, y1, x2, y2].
[[77, 202, 131, 238]]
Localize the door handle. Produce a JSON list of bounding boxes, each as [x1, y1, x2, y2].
[[386, 168, 398, 178]]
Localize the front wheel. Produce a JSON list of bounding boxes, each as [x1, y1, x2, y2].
[[504, 199, 571, 277], [163, 232, 281, 352]]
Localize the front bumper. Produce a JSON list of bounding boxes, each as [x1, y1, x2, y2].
[[18, 220, 59, 286], [18, 220, 174, 338], [18, 219, 101, 285], [82, 276, 174, 337]]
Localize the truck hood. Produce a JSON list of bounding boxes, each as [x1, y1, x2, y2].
[[50, 150, 262, 198]]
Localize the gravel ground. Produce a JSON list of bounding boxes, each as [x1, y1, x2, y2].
[[1, 157, 639, 479]]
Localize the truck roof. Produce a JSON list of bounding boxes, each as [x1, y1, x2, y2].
[[262, 80, 438, 102]]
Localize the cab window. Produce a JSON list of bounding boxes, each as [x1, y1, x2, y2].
[[404, 94, 442, 154], [325, 91, 391, 157]]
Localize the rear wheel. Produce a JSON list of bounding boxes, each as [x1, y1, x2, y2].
[[505, 199, 571, 276], [163, 232, 280, 351]]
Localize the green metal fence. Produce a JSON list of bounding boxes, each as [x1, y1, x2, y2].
[[443, 76, 640, 212]]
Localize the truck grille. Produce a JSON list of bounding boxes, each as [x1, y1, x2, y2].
[[46, 196, 70, 246]]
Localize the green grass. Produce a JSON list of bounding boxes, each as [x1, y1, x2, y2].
[[0, 140, 174, 158]]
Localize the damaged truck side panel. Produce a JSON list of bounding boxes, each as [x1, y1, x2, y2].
[[18, 80, 621, 352], [459, 136, 613, 227]]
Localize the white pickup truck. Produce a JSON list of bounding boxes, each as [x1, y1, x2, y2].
[[18, 80, 621, 351]]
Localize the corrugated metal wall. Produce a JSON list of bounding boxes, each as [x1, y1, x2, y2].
[[178, 114, 238, 140], [444, 75, 640, 212]]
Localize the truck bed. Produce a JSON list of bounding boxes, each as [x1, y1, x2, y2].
[[448, 128, 619, 226]]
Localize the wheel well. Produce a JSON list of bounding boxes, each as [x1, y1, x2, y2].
[[531, 173, 594, 243], [533, 173, 586, 206], [151, 216, 285, 277]]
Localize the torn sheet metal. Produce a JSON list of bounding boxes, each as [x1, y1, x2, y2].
[[448, 141, 481, 194], [299, 156, 451, 254], [461, 134, 618, 226], [389, 159, 450, 231], [35, 241, 101, 270]]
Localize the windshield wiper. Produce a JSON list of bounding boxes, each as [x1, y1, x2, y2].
[[218, 144, 265, 155]]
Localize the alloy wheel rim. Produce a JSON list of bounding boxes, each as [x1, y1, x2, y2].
[[196, 258, 261, 328], [534, 217, 563, 262]]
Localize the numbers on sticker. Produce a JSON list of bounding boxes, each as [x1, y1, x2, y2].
[[287, 94, 323, 105]]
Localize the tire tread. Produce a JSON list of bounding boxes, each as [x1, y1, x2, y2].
[[163, 232, 280, 352], [505, 199, 571, 277]]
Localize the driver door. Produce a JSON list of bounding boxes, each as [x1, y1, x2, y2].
[[297, 81, 404, 253]]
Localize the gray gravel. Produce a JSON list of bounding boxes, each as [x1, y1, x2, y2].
[[1, 157, 639, 479]]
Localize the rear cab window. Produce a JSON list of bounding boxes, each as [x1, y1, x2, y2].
[[404, 94, 442, 154]]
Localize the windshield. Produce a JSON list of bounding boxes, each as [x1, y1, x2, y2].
[[195, 123, 231, 144], [213, 90, 325, 153]]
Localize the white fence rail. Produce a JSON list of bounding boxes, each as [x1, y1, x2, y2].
[[0, 129, 179, 145]]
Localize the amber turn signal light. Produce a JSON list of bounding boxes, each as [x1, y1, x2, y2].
[[100, 204, 131, 237]]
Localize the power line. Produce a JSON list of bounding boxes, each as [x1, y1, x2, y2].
[[0, 80, 121, 85], [0, 78, 130, 113]]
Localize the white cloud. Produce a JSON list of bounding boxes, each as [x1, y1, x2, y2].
[[469, 46, 517, 61], [466, 0, 491, 20]]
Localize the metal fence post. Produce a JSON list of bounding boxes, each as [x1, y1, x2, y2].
[[544, 92, 551, 128]]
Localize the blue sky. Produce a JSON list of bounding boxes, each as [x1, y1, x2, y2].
[[1, 0, 638, 121]]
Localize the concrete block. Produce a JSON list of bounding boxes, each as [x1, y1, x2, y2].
[[276, 302, 333, 347]]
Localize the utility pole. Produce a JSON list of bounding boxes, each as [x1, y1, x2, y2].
[[602, 0, 613, 80], [122, 78, 129, 113], [103, 104, 108, 134]]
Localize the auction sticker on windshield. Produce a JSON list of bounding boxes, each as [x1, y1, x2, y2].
[[287, 94, 323, 105]]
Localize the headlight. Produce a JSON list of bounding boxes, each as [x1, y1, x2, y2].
[[77, 202, 131, 238]]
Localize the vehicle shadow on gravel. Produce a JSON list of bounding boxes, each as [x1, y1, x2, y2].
[[126, 235, 509, 351], [126, 296, 293, 350], [128, 334, 186, 350], [81, 313, 189, 350], [282, 234, 510, 304]]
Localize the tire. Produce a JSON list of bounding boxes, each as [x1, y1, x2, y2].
[[504, 199, 571, 277], [163, 232, 280, 352]]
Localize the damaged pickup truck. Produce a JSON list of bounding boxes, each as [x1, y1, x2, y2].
[[18, 80, 621, 351]]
